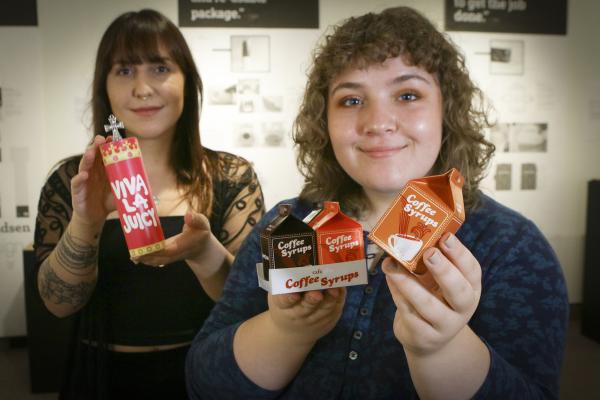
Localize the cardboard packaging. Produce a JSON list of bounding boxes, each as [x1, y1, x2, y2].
[[257, 203, 368, 294], [100, 115, 164, 257], [260, 204, 317, 281], [305, 201, 364, 264], [368, 169, 465, 274]]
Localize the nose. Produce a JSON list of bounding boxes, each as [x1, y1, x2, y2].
[[361, 100, 398, 136], [132, 71, 153, 100]]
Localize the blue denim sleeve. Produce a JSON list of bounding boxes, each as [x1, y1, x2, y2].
[[468, 218, 569, 399], [186, 205, 284, 400]]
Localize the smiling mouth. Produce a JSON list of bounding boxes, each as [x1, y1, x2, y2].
[[131, 106, 162, 116], [360, 145, 407, 158]]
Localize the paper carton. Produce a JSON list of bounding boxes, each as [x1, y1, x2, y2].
[[305, 201, 364, 264], [368, 169, 465, 274], [258, 203, 368, 294], [260, 204, 317, 281]]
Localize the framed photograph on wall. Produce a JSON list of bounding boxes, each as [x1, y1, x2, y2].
[[490, 40, 524, 75], [488, 122, 548, 152], [521, 163, 537, 190], [207, 83, 237, 105], [495, 163, 512, 191], [234, 123, 257, 147], [231, 35, 270, 73], [262, 121, 286, 147]]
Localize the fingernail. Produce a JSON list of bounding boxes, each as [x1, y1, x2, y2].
[[381, 261, 397, 274], [443, 233, 457, 249], [426, 249, 441, 266]]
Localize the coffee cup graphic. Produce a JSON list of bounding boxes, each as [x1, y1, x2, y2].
[[387, 233, 423, 262]]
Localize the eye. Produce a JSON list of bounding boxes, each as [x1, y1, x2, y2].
[[399, 92, 419, 102], [340, 96, 363, 107], [154, 64, 170, 74], [115, 66, 133, 76]]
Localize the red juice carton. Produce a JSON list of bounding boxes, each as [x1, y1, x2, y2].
[[368, 169, 465, 275], [305, 201, 364, 264], [100, 115, 165, 257], [257, 203, 368, 294]]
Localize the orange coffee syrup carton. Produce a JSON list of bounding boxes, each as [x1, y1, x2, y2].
[[368, 168, 465, 275], [305, 201, 364, 264]]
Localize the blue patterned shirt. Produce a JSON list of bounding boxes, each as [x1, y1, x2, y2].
[[186, 194, 568, 399]]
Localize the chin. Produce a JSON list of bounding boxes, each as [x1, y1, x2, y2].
[[127, 129, 163, 139], [362, 181, 405, 197], [368, 176, 409, 191]]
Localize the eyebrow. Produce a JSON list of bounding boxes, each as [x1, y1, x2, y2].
[[330, 73, 432, 96], [392, 74, 432, 85]]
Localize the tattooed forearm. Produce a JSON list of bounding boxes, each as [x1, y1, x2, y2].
[[53, 228, 99, 275], [37, 222, 100, 314], [39, 260, 95, 307]]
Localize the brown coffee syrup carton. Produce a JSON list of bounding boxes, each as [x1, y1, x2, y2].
[[368, 169, 465, 275], [260, 204, 317, 281]]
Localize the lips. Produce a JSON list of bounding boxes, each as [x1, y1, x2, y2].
[[359, 144, 408, 158], [131, 106, 163, 117]]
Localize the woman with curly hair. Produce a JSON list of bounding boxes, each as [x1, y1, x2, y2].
[[186, 6, 568, 399]]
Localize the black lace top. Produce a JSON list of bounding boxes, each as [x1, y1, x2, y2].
[[34, 149, 265, 345]]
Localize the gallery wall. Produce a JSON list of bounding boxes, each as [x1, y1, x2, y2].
[[0, 0, 598, 337]]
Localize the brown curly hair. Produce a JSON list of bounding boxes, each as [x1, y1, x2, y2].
[[293, 6, 494, 216]]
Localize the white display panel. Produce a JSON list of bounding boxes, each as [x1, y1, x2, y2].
[[0, 27, 45, 337]]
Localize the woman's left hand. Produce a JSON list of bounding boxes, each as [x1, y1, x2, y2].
[[383, 232, 482, 357], [134, 210, 228, 279]]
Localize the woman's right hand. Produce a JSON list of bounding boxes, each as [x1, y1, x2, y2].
[[267, 288, 346, 346], [70, 135, 114, 228]]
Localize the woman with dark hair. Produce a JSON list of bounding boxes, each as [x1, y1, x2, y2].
[[34, 9, 264, 399], [186, 7, 568, 400]]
